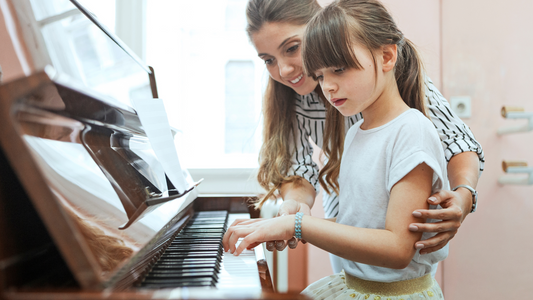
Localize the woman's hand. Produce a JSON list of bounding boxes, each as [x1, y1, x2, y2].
[[265, 199, 311, 251], [408, 188, 471, 254], [223, 215, 295, 256]]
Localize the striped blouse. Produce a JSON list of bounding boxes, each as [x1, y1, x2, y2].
[[287, 78, 484, 217]]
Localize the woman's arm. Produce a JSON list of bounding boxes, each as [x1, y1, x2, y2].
[[411, 78, 484, 254], [267, 95, 324, 250], [278, 179, 315, 214], [224, 163, 432, 269], [410, 151, 479, 253]]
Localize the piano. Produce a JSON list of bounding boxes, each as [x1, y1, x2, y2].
[[0, 1, 303, 299]]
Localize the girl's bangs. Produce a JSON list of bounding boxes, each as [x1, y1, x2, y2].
[[303, 6, 362, 77]]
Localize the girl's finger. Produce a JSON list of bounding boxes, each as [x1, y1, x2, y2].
[[235, 233, 257, 256], [222, 227, 234, 252], [228, 228, 247, 254], [230, 218, 262, 227], [246, 242, 262, 249]]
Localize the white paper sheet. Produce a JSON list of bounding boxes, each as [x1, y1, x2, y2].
[[131, 98, 189, 192]]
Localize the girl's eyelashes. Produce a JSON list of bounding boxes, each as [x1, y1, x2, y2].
[[334, 67, 346, 73], [263, 58, 274, 65]]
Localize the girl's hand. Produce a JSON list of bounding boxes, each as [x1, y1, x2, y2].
[[265, 199, 311, 251], [223, 215, 295, 256], [408, 189, 470, 254]]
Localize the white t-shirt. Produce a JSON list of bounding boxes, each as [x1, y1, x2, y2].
[[337, 109, 449, 282], [287, 77, 484, 219]]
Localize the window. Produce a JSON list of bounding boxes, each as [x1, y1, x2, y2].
[[146, 0, 266, 175], [20, 0, 151, 108], [225, 60, 259, 154], [15, 0, 267, 193]]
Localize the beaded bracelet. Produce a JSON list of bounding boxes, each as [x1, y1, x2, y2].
[[294, 212, 303, 239]]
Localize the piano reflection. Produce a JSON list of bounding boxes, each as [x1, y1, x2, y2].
[[0, 0, 304, 299]]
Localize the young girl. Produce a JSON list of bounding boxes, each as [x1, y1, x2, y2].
[[246, 0, 482, 272], [224, 0, 448, 298]]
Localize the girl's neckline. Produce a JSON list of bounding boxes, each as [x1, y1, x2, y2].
[[357, 109, 417, 134]]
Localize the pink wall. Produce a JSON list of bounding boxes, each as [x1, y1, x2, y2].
[[441, 0, 533, 298]]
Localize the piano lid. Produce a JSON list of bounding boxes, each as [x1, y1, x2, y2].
[[0, 0, 198, 290]]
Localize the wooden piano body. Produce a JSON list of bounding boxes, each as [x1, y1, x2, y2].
[[0, 1, 302, 298], [0, 61, 280, 300]]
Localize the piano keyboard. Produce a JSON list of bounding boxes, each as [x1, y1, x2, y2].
[[139, 211, 261, 290]]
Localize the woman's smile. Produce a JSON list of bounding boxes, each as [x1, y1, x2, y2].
[[288, 73, 305, 86]]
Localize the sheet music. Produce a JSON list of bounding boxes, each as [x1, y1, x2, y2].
[[131, 98, 190, 192]]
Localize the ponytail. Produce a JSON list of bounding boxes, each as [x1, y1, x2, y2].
[[395, 38, 427, 117]]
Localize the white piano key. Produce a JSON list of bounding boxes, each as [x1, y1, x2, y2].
[[216, 213, 261, 291]]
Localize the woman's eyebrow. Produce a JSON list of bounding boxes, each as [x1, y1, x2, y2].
[[257, 35, 299, 57], [278, 35, 298, 49]]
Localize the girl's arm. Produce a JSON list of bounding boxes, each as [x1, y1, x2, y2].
[[224, 163, 433, 269], [414, 78, 484, 254]]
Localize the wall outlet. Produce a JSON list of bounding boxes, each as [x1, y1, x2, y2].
[[450, 96, 471, 119]]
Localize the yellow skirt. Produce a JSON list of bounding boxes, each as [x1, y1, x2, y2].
[[301, 271, 444, 300]]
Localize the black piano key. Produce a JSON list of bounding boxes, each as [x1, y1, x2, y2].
[[182, 229, 225, 234], [189, 218, 226, 223], [139, 210, 231, 289], [145, 270, 218, 281], [149, 267, 215, 274], [141, 281, 214, 288], [176, 234, 224, 239], [154, 258, 221, 267], [171, 238, 221, 244], [165, 245, 221, 250], [142, 277, 215, 287], [160, 251, 220, 259], [165, 247, 222, 253], [186, 224, 226, 229], [151, 262, 219, 271]]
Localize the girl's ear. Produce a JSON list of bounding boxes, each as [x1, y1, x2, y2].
[[381, 44, 397, 73]]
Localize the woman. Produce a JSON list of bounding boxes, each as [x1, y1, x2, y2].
[[247, 0, 483, 273]]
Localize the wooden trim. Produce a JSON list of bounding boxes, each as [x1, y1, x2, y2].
[[0, 72, 104, 289]]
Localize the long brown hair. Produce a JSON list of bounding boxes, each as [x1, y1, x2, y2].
[[246, 0, 322, 207], [302, 0, 427, 193]]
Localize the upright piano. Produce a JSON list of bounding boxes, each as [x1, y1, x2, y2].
[[0, 0, 301, 299]]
